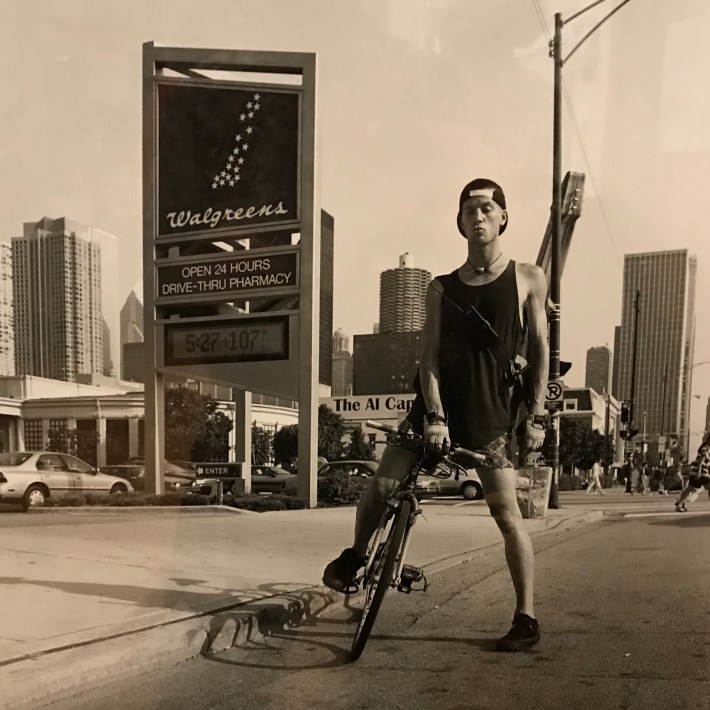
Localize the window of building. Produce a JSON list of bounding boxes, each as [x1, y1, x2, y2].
[[564, 400, 578, 411], [24, 419, 43, 450]]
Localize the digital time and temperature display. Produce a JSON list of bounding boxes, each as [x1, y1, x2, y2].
[[164, 318, 288, 366]]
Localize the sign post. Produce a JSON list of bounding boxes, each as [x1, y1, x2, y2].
[[142, 45, 320, 506]]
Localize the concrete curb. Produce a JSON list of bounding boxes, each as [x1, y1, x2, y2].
[[1, 586, 342, 710], [27, 505, 256, 515], [0, 509, 603, 709]]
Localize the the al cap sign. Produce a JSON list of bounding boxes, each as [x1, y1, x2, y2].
[[157, 81, 300, 239]]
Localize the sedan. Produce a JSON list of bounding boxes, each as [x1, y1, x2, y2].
[[0, 451, 134, 510], [251, 465, 297, 493], [317, 460, 378, 478], [429, 461, 485, 500], [100, 458, 194, 491], [413, 462, 484, 500]]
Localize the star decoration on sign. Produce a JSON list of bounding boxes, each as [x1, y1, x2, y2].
[[213, 93, 262, 190]]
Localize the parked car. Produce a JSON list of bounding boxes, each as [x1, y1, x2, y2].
[[317, 460, 378, 478], [403, 461, 484, 500], [0, 451, 134, 510], [250, 465, 297, 493], [187, 478, 242, 502], [100, 457, 194, 491]]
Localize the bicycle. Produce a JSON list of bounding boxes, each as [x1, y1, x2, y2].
[[349, 419, 486, 661]]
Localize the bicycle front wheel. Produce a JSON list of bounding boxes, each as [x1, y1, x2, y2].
[[350, 498, 411, 662]]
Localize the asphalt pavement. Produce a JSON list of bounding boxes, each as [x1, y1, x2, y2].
[[0, 488, 693, 708]]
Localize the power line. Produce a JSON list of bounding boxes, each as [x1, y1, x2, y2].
[[529, 0, 623, 272]]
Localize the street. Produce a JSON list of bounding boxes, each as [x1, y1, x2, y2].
[[40, 503, 710, 710]]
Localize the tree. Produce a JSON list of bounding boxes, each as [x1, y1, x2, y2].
[[318, 404, 345, 461], [164, 387, 233, 462], [252, 424, 273, 465], [272, 406, 346, 467], [544, 418, 616, 472], [344, 426, 376, 460], [47, 428, 99, 467], [273, 425, 298, 468]]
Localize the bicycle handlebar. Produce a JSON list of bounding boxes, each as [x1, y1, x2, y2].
[[364, 419, 486, 465]]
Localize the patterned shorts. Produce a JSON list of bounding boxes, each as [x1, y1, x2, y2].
[[471, 434, 514, 470]]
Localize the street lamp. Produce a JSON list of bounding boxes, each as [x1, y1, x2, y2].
[[548, 0, 633, 508]]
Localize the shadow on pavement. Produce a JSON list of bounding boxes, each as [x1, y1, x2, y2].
[[649, 514, 710, 528]]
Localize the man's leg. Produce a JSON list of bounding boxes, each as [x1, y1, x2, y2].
[[352, 444, 416, 556], [323, 443, 415, 592], [478, 467, 534, 617]]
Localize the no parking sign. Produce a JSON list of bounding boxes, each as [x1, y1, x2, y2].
[[545, 380, 564, 409]]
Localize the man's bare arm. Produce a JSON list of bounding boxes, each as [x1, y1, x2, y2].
[[419, 280, 445, 419], [522, 264, 549, 416]]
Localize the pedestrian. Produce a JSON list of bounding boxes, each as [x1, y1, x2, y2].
[[675, 440, 710, 512], [639, 463, 650, 496], [629, 459, 640, 496], [586, 459, 604, 495], [322, 178, 549, 651], [673, 465, 686, 492]]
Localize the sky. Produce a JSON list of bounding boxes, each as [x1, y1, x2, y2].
[[2, 0, 710, 448]]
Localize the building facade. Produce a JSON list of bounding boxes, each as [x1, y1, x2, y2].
[[331, 328, 353, 396], [378, 253, 431, 333], [615, 250, 696, 450], [12, 217, 118, 382], [0, 243, 14, 376], [353, 331, 421, 395], [585, 346, 612, 395]]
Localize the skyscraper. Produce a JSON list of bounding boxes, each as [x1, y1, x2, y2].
[[12, 217, 117, 382], [615, 250, 696, 447], [0, 243, 14, 376], [585, 346, 612, 395], [120, 286, 144, 381], [378, 253, 431, 333]]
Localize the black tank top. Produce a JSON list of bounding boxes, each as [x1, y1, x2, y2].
[[412, 260, 525, 449]]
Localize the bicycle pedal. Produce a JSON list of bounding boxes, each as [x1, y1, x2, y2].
[[398, 564, 425, 594]]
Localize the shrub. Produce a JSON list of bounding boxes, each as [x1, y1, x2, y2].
[[43, 494, 87, 508], [227, 493, 307, 512], [317, 469, 368, 507], [558, 474, 586, 492], [40, 491, 211, 508]]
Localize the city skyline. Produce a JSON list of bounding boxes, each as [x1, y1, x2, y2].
[[3, 1, 709, 447]]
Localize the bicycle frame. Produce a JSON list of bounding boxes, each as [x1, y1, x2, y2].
[[361, 448, 427, 589]]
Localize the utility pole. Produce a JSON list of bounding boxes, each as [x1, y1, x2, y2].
[[604, 390, 611, 474], [660, 362, 668, 465], [547, 0, 633, 507]]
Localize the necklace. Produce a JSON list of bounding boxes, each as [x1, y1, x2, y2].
[[467, 251, 503, 275]]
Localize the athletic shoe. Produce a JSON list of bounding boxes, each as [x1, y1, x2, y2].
[[322, 548, 365, 593], [496, 613, 540, 652]]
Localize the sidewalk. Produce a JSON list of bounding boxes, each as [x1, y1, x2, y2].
[[0, 496, 610, 708]]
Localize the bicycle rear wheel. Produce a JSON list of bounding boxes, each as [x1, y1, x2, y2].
[[350, 498, 411, 662]]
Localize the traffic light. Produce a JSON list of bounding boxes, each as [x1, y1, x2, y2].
[[550, 361, 573, 377], [628, 428, 639, 438], [620, 401, 630, 424]]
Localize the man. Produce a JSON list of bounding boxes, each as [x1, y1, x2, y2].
[[675, 440, 710, 512], [586, 459, 604, 495], [323, 178, 549, 651]]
